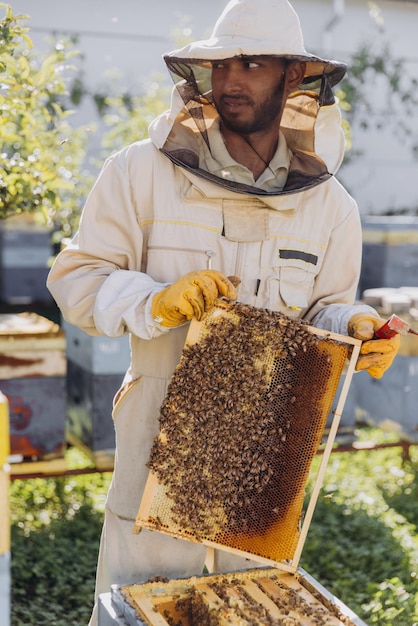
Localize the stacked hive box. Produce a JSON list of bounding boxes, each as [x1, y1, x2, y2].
[[360, 216, 418, 294], [341, 286, 418, 441], [64, 321, 130, 469], [348, 217, 418, 441], [0, 222, 53, 305], [0, 313, 66, 460]]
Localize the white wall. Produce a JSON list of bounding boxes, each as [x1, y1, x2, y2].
[[8, 0, 418, 214], [294, 0, 418, 215], [11, 1, 224, 89]]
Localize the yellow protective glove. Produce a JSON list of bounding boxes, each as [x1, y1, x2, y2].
[[347, 313, 400, 379], [151, 270, 238, 328]]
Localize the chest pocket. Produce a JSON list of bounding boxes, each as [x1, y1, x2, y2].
[[258, 238, 324, 312]]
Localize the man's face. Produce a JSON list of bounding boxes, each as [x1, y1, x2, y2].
[[211, 56, 287, 135]]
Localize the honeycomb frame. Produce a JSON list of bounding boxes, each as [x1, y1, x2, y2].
[[134, 301, 361, 572]]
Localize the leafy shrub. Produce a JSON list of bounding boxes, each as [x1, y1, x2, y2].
[[10, 459, 112, 626], [302, 438, 418, 625], [11, 503, 103, 625], [301, 497, 416, 621]]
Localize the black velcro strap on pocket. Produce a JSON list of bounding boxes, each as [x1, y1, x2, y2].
[[279, 249, 318, 265]]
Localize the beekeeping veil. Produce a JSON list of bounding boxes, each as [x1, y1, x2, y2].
[[149, 0, 347, 196]]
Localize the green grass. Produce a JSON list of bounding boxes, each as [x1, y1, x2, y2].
[[10, 450, 112, 626], [9, 432, 418, 625]]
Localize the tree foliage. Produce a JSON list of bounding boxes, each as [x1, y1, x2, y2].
[[97, 77, 170, 157], [0, 4, 94, 236], [337, 41, 418, 161]]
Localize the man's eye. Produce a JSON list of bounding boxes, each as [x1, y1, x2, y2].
[[245, 61, 260, 69], [212, 62, 225, 70]]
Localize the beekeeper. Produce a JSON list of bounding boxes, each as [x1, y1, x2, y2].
[[47, 0, 400, 623]]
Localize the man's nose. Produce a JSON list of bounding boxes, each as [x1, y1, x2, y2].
[[223, 66, 245, 92]]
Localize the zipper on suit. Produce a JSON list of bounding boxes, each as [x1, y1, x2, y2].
[[205, 249, 215, 269]]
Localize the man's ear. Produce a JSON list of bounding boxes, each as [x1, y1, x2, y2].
[[285, 61, 306, 91]]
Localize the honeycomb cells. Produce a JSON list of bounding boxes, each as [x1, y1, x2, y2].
[[143, 302, 348, 563]]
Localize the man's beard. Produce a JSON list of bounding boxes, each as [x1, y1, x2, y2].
[[217, 78, 286, 135]]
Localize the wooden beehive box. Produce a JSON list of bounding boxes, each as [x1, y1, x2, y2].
[[0, 312, 66, 460], [114, 567, 367, 626], [0, 218, 53, 304], [64, 320, 130, 469]]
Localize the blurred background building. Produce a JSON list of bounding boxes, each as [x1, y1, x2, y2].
[[9, 0, 418, 216]]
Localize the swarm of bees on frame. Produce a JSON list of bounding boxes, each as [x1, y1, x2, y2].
[[151, 571, 356, 626], [146, 301, 347, 542], [183, 575, 349, 626]]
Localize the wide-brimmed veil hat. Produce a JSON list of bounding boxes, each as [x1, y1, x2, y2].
[[150, 0, 348, 197], [164, 0, 347, 97]]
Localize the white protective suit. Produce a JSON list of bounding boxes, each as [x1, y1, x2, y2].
[[47, 0, 378, 622]]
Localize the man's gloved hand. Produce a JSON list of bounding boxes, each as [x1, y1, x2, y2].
[[152, 270, 238, 328], [347, 313, 401, 379]]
